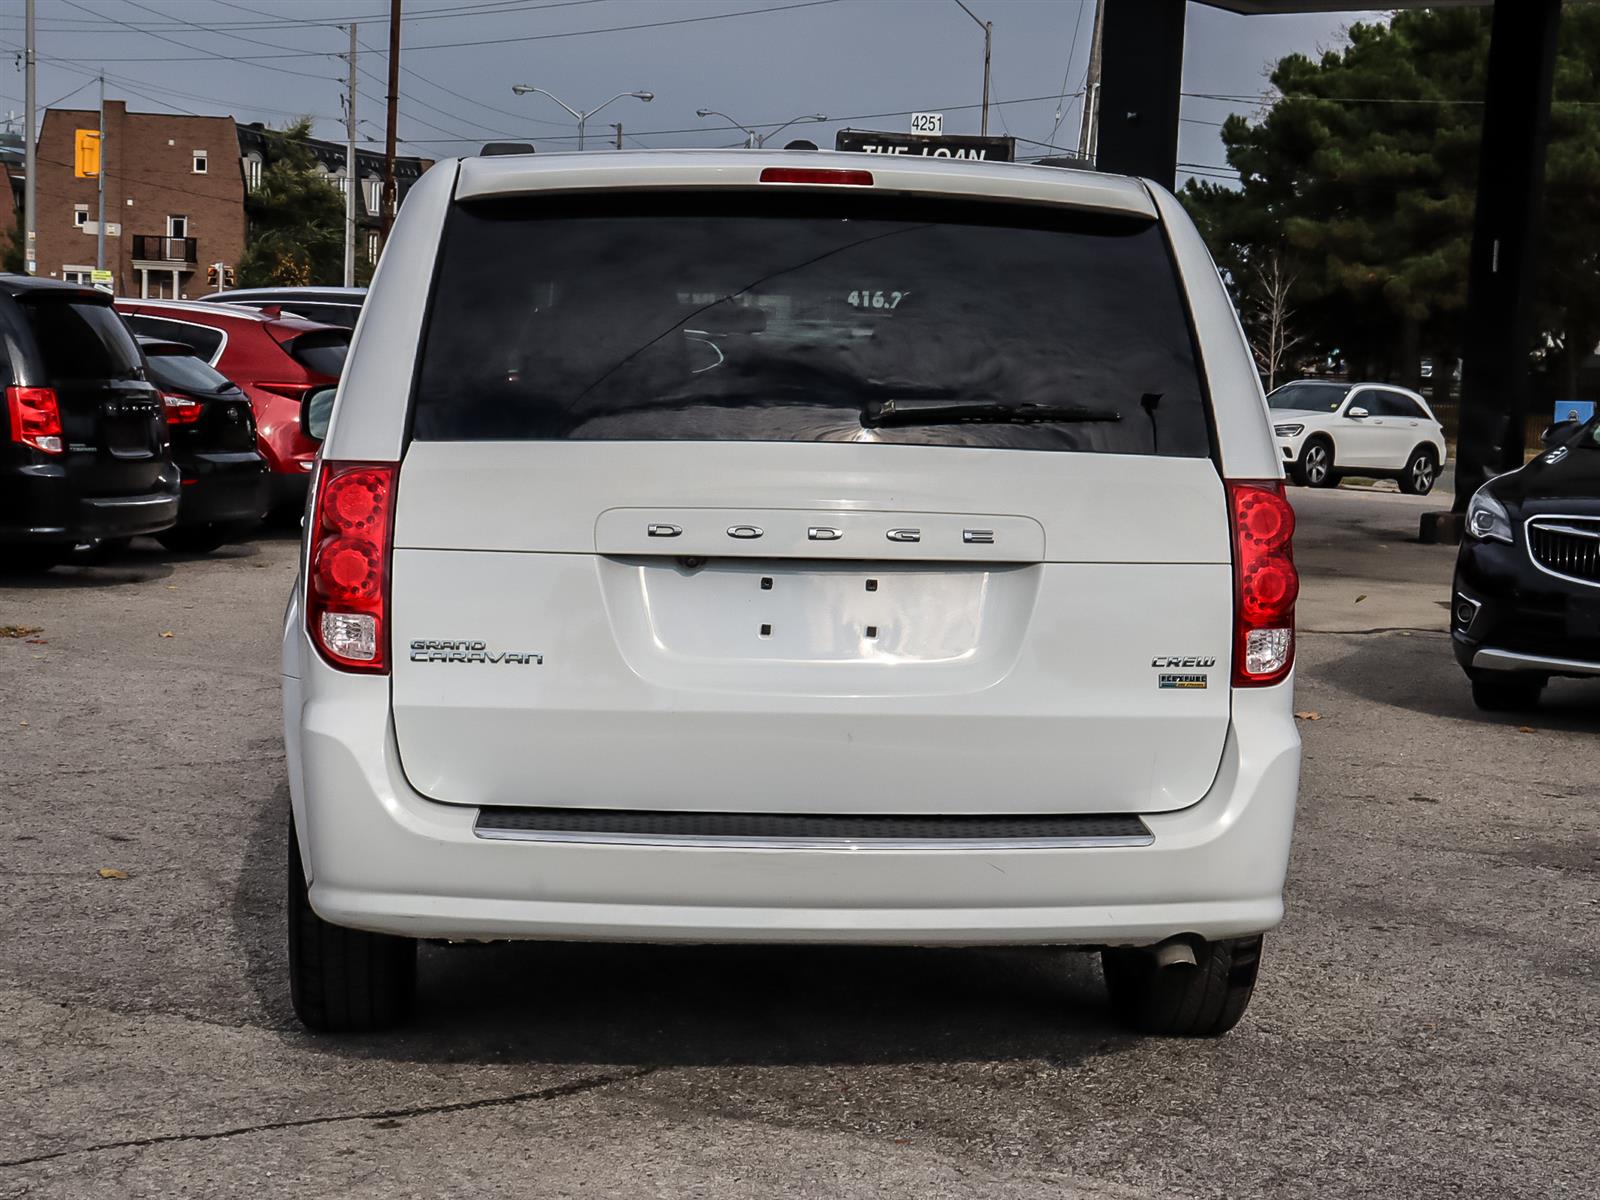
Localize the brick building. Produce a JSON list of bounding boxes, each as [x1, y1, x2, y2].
[[31, 101, 427, 298]]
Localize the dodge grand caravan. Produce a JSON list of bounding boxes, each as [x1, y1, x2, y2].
[[283, 151, 1302, 1037]]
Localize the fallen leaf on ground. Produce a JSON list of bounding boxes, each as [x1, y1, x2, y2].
[[97, 868, 128, 879], [1354, 594, 1368, 604], [159, 631, 174, 638], [0, 625, 43, 638], [1518, 726, 1536, 734], [1294, 711, 1321, 721], [24, 637, 47, 644]]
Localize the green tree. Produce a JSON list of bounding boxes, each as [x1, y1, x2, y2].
[[1182, 6, 1600, 396], [239, 118, 345, 287], [1, 202, 24, 275]]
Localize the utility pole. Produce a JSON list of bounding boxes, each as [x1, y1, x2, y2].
[[381, 0, 400, 240], [23, 0, 36, 274], [96, 73, 105, 273], [1078, 0, 1106, 162], [611, 122, 623, 150], [953, 1, 992, 137], [343, 23, 357, 286]]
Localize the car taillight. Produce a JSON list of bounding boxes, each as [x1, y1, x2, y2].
[[307, 461, 396, 673], [758, 166, 874, 186], [6, 385, 63, 454], [161, 392, 203, 425], [1228, 480, 1298, 687]]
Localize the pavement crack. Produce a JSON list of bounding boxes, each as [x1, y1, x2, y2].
[[0, 1065, 656, 1170]]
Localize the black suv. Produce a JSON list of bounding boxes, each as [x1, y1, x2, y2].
[[137, 337, 269, 553], [1, 276, 179, 567], [1453, 416, 1600, 709]]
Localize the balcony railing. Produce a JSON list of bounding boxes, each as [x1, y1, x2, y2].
[[132, 235, 198, 264]]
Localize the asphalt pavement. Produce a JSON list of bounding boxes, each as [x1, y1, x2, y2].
[[2, 483, 1596, 1199]]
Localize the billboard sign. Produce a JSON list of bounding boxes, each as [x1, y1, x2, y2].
[[834, 128, 1015, 163]]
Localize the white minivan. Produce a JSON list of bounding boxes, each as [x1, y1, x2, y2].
[[283, 151, 1301, 1037]]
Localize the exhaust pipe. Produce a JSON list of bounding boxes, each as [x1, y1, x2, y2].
[[1152, 937, 1198, 969]]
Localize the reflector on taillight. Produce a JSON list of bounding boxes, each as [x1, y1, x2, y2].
[[1227, 480, 1298, 687], [6, 385, 63, 454], [758, 166, 874, 187], [161, 392, 203, 425], [307, 461, 396, 673]]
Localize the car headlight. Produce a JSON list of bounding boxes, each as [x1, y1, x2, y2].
[[1274, 423, 1305, 438], [1466, 488, 1513, 544]]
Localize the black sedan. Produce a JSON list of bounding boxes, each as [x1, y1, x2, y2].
[[1453, 416, 1600, 710], [138, 337, 269, 553]]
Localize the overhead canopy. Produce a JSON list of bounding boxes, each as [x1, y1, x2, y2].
[[1196, 1, 1488, 12]]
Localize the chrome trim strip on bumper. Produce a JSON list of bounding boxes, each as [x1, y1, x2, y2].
[[1471, 648, 1600, 677], [472, 828, 1155, 851]]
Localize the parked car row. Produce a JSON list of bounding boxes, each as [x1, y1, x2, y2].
[[1, 277, 362, 568]]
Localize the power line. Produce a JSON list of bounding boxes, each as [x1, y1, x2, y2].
[[25, 0, 619, 33], [22, 0, 848, 62]]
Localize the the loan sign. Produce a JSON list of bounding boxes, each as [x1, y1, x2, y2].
[[834, 128, 1015, 163]]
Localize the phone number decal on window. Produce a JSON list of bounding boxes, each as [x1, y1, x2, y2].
[[847, 289, 907, 310]]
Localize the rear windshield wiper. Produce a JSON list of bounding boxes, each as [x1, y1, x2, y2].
[[861, 399, 1121, 429]]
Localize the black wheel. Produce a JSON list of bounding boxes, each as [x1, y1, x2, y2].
[[1102, 935, 1263, 1037], [1470, 674, 1545, 713], [74, 536, 132, 563], [1400, 446, 1439, 496], [287, 819, 416, 1032], [156, 524, 236, 555], [1294, 438, 1336, 488]]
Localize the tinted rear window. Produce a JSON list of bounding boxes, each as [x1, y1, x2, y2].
[[144, 348, 235, 395], [412, 194, 1210, 456], [121, 314, 225, 363], [287, 330, 349, 378], [22, 299, 144, 382]]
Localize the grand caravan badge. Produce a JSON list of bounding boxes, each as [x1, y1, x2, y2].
[[410, 640, 542, 665]]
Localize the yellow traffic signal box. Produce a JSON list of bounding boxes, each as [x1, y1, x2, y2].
[[74, 130, 101, 178]]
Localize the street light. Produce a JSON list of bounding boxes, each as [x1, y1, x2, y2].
[[510, 85, 653, 152], [952, 0, 993, 136], [695, 109, 827, 149]]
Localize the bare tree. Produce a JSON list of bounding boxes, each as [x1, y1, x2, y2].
[[1244, 252, 1304, 391]]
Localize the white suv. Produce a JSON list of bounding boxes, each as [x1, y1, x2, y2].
[[1270, 380, 1447, 494], [283, 151, 1301, 1037]]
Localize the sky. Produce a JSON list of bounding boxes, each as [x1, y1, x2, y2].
[[0, 0, 1393, 185]]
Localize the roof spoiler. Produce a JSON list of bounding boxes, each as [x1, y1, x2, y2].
[[480, 142, 536, 157]]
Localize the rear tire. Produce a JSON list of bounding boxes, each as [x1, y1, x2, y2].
[[1294, 438, 1336, 488], [156, 524, 237, 555], [1400, 446, 1439, 496], [1102, 935, 1263, 1037], [1, 544, 69, 572], [1470, 674, 1545, 713], [287, 819, 416, 1032]]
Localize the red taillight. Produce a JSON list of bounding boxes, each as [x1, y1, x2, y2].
[[307, 461, 396, 673], [161, 392, 203, 425], [6, 386, 63, 454], [1228, 480, 1298, 687], [758, 166, 874, 187]]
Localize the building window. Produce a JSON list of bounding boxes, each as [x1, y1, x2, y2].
[[74, 204, 89, 228], [167, 215, 188, 238], [245, 157, 262, 190], [367, 231, 380, 263], [334, 176, 349, 197], [365, 179, 383, 214], [193, 150, 208, 174], [62, 266, 94, 284]]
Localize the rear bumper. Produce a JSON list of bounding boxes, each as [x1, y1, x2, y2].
[[0, 461, 181, 543], [176, 451, 270, 527], [285, 647, 1301, 946]]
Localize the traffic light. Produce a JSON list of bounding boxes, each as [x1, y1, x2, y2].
[[207, 264, 220, 289], [223, 267, 236, 289]]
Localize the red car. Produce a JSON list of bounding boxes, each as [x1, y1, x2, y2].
[[115, 299, 348, 512]]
